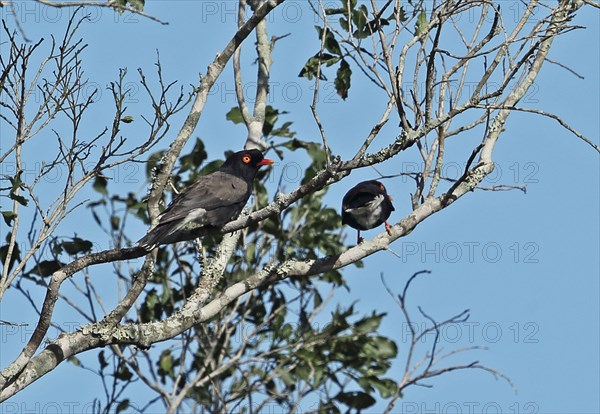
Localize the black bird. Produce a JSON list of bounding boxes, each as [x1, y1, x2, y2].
[[138, 149, 273, 250], [341, 180, 395, 244]]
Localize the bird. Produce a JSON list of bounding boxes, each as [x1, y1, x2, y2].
[[341, 180, 395, 244], [138, 149, 274, 250]]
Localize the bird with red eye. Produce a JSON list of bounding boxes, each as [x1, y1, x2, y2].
[[138, 149, 274, 250], [341, 180, 395, 244]]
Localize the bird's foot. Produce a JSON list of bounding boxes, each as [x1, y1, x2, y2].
[[385, 221, 392, 234]]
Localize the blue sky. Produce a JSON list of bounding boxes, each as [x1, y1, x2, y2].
[[0, 2, 598, 413]]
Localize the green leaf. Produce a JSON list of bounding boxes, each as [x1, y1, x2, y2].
[[364, 335, 398, 359], [276, 367, 295, 386], [339, 0, 358, 19], [110, 215, 120, 231], [319, 401, 341, 414], [299, 55, 334, 81], [30, 260, 65, 277], [0, 241, 21, 274], [340, 17, 349, 32], [9, 193, 28, 206], [334, 59, 352, 100], [353, 312, 384, 334], [263, 105, 290, 137], [61, 237, 93, 255], [371, 377, 398, 398], [93, 175, 108, 196], [68, 356, 81, 366], [298, 56, 320, 80], [6, 173, 27, 211], [282, 139, 327, 184], [159, 353, 172, 373], [365, 17, 389, 34], [113, 192, 146, 222], [294, 363, 311, 382], [305, 143, 327, 165], [356, 376, 375, 394], [116, 399, 130, 414], [115, 364, 133, 381], [315, 26, 342, 56], [270, 120, 296, 138], [312, 365, 325, 388], [8, 172, 23, 191], [325, 36, 342, 56], [1, 211, 17, 227], [322, 54, 341, 67], [352, 5, 370, 39], [416, 10, 428, 36], [157, 350, 175, 383], [280, 323, 293, 339], [140, 289, 162, 322], [179, 138, 208, 173], [322, 270, 345, 286], [314, 290, 323, 308], [325, 7, 345, 15], [198, 159, 223, 177], [245, 242, 256, 264], [226, 107, 244, 124], [98, 351, 108, 370], [8, 172, 26, 205], [335, 391, 376, 409]]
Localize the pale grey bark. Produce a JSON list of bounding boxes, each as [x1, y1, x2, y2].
[[0, 0, 592, 403]]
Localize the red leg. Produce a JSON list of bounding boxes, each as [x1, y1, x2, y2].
[[357, 230, 364, 244], [385, 221, 392, 234]]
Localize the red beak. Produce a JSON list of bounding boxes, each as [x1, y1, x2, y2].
[[257, 158, 274, 167]]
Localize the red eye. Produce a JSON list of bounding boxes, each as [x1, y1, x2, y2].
[[242, 155, 251, 164], [379, 183, 385, 191]]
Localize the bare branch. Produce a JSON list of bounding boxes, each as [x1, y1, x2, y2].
[[33, 0, 169, 24], [146, 0, 285, 223], [476, 104, 600, 153]]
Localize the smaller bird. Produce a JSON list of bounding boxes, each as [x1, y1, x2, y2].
[[341, 180, 395, 244], [138, 149, 273, 250]]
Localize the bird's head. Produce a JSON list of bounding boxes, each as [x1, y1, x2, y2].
[[362, 180, 389, 195], [221, 149, 274, 181]]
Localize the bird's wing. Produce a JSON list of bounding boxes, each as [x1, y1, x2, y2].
[[157, 171, 250, 225], [342, 190, 383, 211]]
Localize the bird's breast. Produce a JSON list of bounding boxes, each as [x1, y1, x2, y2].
[[343, 195, 387, 230]]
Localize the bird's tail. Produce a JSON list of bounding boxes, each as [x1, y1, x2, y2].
[[137, 223, 176, 251]]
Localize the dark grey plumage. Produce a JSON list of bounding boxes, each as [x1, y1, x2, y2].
[[342, 180, 395, 244], [138, 149, 273, 250]]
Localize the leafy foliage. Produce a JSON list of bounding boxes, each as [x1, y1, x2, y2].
[[415, 9, 428, 36], [1, 211, 17, 227], [227, 105, 296, 139], [7, 172, 28, 206], [299, 0, 407, 100], [75, 103, 399, 411], [1, 0, 565, 409], [0, 235, 20, 274], [298, 25, 350, 99]]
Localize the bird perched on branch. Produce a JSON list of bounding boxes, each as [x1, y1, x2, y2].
[[138, 149, 274, 250], [341, 180, 395, 244]]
